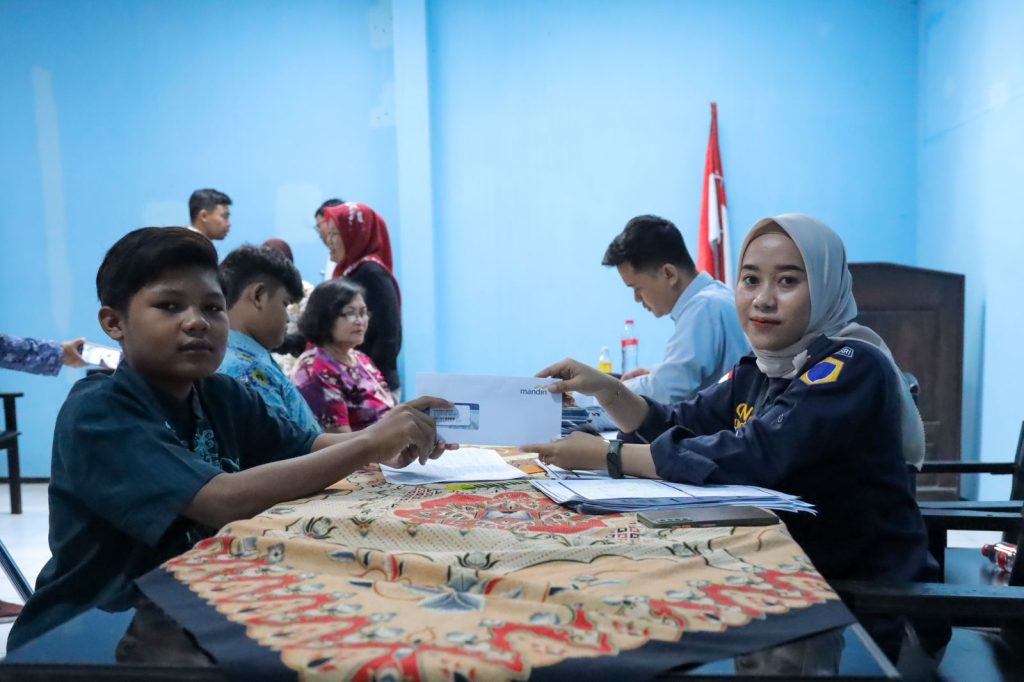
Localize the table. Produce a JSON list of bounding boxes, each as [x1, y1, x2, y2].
[[3, 456, 898, 680]]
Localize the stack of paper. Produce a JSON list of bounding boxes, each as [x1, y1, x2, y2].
[[536, 461, 609, 480], [531, 478, 815, 515], [381, 447, 528, 486]]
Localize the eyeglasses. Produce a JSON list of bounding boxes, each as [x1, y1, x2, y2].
[[340, 309, 371, 322], [314, 225, 340, 245]]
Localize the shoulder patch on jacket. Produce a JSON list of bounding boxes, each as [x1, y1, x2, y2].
[[718, 370, 733, 384], [800, 357, 845, 385], [835, 346, 854, 358]]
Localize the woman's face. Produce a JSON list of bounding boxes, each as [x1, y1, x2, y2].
[[318, 217, 346, 263], [735, 232, 811, 351], [329, 294, 370, 348]]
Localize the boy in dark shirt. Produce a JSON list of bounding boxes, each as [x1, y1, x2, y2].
[[8, 227, 450, 650]]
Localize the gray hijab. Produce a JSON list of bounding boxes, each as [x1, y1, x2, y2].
[[739, 213, 925, 468]]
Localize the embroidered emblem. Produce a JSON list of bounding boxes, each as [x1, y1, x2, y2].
[[799, 357, 845, 385], [734, 403, 755, 430], [835, 346, 854, 358]]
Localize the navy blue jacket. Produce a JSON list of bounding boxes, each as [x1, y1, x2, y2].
[[630, 335, 934, 585]]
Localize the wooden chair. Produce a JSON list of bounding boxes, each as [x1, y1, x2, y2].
[[834, 506, 1024, 681], [917, 419, 1024, 512], [916, 420, 1024, 581], [837, 427, 1024, 678], [0, 392, 24, 514], [850, 263, 965, 500]]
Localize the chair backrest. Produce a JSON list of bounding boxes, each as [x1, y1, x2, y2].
[[1010, 420, 1024, 502], [851, 263, 964, 499]]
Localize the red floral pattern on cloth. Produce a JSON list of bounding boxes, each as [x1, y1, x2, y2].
[[156, 463, 846, 681], [392, 491, 609, 534]]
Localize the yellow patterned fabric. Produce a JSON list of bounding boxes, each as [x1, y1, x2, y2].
[[152, 463, 848, 680]]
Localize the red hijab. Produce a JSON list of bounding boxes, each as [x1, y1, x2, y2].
[[324, 202, 401, 303]]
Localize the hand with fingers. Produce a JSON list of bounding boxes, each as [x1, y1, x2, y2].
[[62, 338, 87, 368], [535, 357, 621, 400], [521, 431, 608, 472], [369, 396, 459, 468]]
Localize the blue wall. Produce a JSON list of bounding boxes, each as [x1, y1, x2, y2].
[[10, 0, 995, 486], [420, 0, 919, 384], [0, 0, 399, 476], [917, 0, 1024, 500]]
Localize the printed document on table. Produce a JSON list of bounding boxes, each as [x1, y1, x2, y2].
[[417, 373, 561, 446], [530, 479, 816, 514], [380, 447, 528, 485], [542, 479, 694, 501]]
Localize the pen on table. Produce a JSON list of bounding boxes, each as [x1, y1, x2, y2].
[[447, 483, 477, 491], [535, 460, 565, 479]]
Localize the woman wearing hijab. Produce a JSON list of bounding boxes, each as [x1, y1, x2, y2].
[[524, 214, 943, 664], [319, 203, 402, 396]]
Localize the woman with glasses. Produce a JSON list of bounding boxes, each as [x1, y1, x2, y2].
[[290, 279, 396, 432], [316, 202, 402, 398]]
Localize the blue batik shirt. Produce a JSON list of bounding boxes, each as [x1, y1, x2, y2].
[[218, 330, 322, 436], [0, 334, 63, 376]]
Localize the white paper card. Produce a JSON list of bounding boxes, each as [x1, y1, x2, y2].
[[380, 447, 528, 485], [417, 373, 561, 446]]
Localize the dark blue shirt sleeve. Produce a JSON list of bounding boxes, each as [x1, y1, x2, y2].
[[645, 353, 890, 487], [632, 377, 736, 444], [55, 389, 224, 548]]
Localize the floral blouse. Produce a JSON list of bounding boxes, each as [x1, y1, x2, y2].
[[1, 333, 63, 376], [290, 347, 395, 432]]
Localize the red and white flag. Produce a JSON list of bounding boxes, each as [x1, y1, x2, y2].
[[697, 102, 731, 284]]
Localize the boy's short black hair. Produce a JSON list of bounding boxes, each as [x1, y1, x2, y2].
[[189, 188, 232, 222], [314, 198, 344, 219], [96, 227, 220, 311], [298, 278, 365, 346], [218, 245, 304, 308], [602, 215, 696, 273]]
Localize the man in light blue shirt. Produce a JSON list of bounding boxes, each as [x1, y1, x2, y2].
[[217, 246, 322, 435], [603, 215, 749, 404]]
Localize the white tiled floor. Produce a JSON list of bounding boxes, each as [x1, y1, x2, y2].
[[0, 484, 52, 657], [0, 483, 1009, 659]]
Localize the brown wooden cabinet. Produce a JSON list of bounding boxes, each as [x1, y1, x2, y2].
[[849, 263, 964, 500]]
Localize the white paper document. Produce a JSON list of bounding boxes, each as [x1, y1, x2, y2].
[[537, 461, 610, 480], [380, 447, 528, 485], [417, 373, 561, 446], [531, 478, 815, 514]]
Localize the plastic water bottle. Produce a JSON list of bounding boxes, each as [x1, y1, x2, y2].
[[598, 347, 613, 374], [621, 320, 638, 374], [982, 542, 1017, 573]]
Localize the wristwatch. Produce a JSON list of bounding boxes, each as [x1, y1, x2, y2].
[[606, 439, 624, 479]]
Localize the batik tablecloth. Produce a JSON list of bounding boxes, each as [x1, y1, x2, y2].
[[139, 459, 854, 681]]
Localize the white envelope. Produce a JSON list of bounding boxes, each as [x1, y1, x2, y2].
[[417, 373, 561, 447]]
